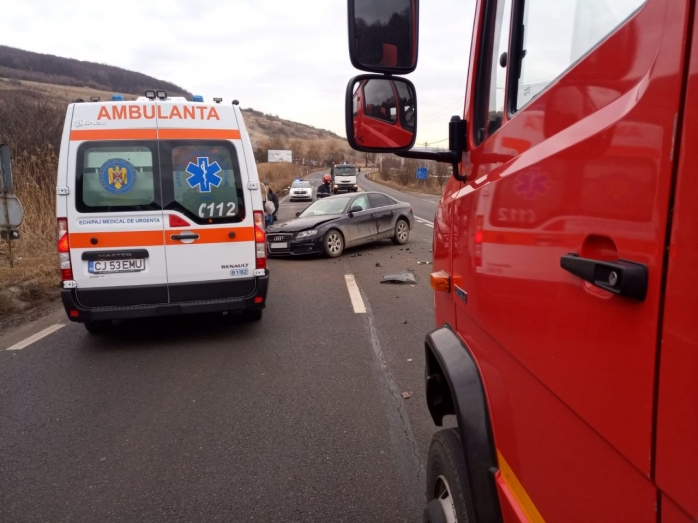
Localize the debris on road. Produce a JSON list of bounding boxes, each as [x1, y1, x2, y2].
[[381, 271, 417, 284], [349, 253, 363, 257], [375, 262, 381, 267], [417, 261, 431, 265], [407, 358, 412, 362], [401, 391, 413, 399], [403, 320, 408, 324]]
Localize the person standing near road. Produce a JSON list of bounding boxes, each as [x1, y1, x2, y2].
[[261, 182, 274, 227], [316, 174, 332, 198], [267, 187, 279, 222]]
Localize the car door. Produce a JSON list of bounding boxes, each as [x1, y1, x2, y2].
[[655, 17, 698, 520], [368, 193, 394, 237], [450, 0, 686, 520], [67, 101, 167, 308], [346, 193, 376, 245], [157, 102, 257, 302]]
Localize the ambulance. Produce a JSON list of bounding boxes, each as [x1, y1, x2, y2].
[[56, 90, 269, 332]]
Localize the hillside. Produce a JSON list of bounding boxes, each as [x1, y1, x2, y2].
[[0, 77, 359, 165], [0, 45, 189, 97]]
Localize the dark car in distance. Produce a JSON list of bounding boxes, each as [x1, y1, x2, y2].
[[267, 192, 414, 257]]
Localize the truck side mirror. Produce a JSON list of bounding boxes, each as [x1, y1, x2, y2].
[[345, 75, 417, 152], [348, 0, 419, 75]]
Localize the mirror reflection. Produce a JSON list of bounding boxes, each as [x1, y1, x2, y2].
[[351, 77, 416, 150], [351, 0, 416, 71]]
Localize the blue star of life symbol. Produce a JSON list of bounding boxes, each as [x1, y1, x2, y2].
[[186, 157, 223, 193]]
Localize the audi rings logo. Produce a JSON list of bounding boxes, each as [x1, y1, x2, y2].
[[273, 236, 284, 242]]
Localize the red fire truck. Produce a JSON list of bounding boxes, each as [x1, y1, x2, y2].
[[344, 0, 697, 521]]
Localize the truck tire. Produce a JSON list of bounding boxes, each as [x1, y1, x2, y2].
[[392, 219, 410, 245], [424, 428, 474, 523]]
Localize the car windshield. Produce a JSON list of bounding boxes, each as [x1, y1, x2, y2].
[[299, 196, 352, 217], [291, 181, 311, 188]]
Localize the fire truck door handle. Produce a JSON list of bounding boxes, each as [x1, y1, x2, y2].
[[560, 254, 648, 301], [170, 233, 200, 241]]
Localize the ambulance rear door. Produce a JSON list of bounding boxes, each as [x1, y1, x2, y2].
[[67, 101, 168, 307], [157, 102, 258, 303]]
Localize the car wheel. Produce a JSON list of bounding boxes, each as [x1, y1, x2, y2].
[[323, 230, 344, 258], [241, 309, 262, 322], [392, 219, 410, 245], [424, 429, 474, 523], [84, 320, 113, 334]]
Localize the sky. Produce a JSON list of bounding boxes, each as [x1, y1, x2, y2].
[[3, 0, 475, 146]]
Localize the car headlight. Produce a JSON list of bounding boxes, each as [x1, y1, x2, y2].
[[296, 230, 318, 239]]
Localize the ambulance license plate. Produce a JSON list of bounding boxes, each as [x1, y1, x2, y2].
[[270, 242, 288, 249], [88, 259, 146, 273]]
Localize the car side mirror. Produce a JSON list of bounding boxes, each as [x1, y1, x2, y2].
[[295, 211, 301, 218], [348, 0, 418, 75], [346, 75, 417, 152], [350, 205, 363, 213]]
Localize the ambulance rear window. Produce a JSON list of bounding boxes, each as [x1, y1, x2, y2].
[[77, 145, 159, 212], [161, 141, 246, 224]]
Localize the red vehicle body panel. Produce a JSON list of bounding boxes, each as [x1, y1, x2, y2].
[[353, 81, 414, 149], [431, 0, 697, 519], [655, 5, 698, 516]]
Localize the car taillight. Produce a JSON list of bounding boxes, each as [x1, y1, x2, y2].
[[57, 218, 73, 281], [253, 211, 267, 270]]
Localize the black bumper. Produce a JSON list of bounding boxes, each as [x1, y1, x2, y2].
[[268, 237, 323, 256], [61, 273, 269, 322]]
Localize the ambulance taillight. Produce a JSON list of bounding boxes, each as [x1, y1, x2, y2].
[[253, 211, 267, 270], [57, 218, 73, 281]]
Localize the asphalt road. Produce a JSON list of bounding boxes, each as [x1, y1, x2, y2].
[[0, 173, 442, 523]]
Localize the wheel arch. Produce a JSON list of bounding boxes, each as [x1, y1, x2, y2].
[[425, 324, 503, 523]]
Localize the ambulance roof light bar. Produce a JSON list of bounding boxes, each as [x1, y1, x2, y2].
[[144, 90, 156, 100], [213, 97, 223, 104], [156, 90, 168, 100], [90, 96, 100, 102], [192, 95, 204, 102], [111, 94, 124, 101]]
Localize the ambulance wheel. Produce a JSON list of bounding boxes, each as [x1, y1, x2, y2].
[[392, 219, 410, 245], [323, 230, 344, 258], [424, 428, 474, 523], [83, 320, 113, 334], [241, 309, 262, 322]]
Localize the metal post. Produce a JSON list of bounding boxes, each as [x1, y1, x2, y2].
[[1, 189, 12, 268]]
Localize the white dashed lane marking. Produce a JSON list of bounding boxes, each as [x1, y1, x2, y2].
[[5, 324, 65, 351], [415, 217, 434, 228], [344, 274, 367, 314]]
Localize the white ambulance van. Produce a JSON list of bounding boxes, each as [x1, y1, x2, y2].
[[56, 91, 269, 332]]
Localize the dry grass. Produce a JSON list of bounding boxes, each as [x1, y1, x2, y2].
[[0, 77, 138, 102], [257, 163, 315, 194], [0, 149, 60, 316], [367, 173, 445, 196]]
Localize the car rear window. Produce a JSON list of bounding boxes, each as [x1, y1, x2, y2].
[[77, 144, 159, 212]]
